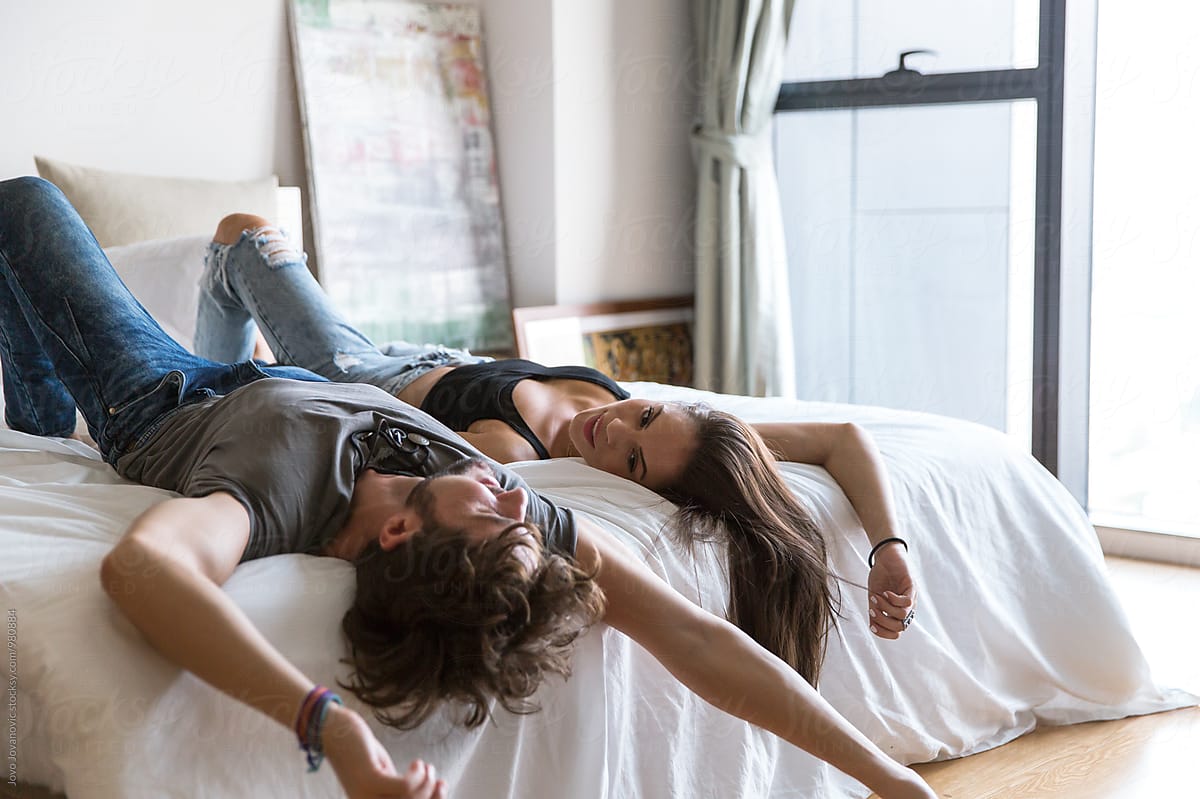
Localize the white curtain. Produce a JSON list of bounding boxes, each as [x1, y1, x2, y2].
[[691, 0, 796, 397]]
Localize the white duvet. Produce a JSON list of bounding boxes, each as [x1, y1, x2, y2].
[[1, 382, 1194, 799]]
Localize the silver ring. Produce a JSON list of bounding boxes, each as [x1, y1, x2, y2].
[[902, 610, 915, 630]]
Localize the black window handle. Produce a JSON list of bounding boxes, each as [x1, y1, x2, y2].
[[885, 49, 938, 78]]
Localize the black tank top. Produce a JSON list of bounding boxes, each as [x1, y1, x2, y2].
[[418, 359, 629, 459]]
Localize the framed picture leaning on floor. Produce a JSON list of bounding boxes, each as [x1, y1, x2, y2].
[[291, 0, 514, 352], [513, 297, 695, 386]]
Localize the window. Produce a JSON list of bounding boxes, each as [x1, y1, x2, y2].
[[1088, 0, 1200, 537], [778, 1, 1200, 546], [776, 101, 1036, 444], [775, 0, 1068, 472], [785, 0, 1039, 82]]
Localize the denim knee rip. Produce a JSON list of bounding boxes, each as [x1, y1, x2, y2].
[[246, 226, 305, 269], [203, 226, 306, 296], [333, 352, 365, 371]]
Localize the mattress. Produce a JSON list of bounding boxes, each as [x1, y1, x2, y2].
[[2, 382, 1193, 798]]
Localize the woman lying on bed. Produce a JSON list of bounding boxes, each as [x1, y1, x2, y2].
[[2, 177, 940, 799], [197, 214, 920, 683]]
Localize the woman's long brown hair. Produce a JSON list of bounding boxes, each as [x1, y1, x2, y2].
[[660, 405, 839, 685]]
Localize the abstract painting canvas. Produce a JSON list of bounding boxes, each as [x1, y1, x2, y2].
[[291, 0, 513, 352]]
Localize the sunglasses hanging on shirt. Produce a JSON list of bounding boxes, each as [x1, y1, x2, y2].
[[359, 420, 432, 475]]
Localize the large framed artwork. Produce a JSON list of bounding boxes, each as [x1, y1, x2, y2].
[[290, 0, 513, 352]]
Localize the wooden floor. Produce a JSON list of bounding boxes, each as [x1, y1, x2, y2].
[[882, 556, 1200, 799], [9, 558, 1198, 799]]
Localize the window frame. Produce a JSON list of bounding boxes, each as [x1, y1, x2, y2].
[[774, 0, 1068, 475]]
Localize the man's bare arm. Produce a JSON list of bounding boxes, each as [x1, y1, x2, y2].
[[99, 492, 445, 799], [573, 517, 936, 799]]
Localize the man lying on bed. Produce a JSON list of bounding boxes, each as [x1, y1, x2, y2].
[[0, 177, 936, 799]]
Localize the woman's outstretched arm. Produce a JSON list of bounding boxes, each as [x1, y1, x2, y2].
[[751, 422, 916, 639], [575, 518, 937, 799]]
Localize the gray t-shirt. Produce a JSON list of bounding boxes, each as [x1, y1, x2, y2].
[[116, 379, 576, 563]]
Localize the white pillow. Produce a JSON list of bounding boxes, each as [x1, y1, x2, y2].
[[103, 235, 211, 353], [35, 156, 278, 248]]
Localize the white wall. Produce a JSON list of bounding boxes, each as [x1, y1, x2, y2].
[[551, 0, 696, 304], [0, 0, 311, 257], [0, 1, 303, 188], [481, 0, 559, 306], [0, 0, 695, 308]]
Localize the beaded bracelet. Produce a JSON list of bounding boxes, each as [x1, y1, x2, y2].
[[296, 685, 344, 773], [867, 536, 909, 568]]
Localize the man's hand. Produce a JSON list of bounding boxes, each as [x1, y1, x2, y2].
[[866, 542, 916, 640], [321, 705, 448, 799]]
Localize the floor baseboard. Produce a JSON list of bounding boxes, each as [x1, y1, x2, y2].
[[1096, 526, 1200, 568]]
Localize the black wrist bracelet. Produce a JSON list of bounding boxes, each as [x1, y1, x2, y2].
[[868, 536, 908, 567]]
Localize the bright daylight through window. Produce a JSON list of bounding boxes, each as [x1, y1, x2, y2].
[[1088, 0, 1200, 537], [778, 0, 1198, 539]]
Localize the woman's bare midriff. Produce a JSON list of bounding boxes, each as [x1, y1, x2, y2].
[[395, 365, 456, 407], [393, 364, 622, 459]]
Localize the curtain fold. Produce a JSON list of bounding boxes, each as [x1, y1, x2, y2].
[[691, 0, 796, 397]]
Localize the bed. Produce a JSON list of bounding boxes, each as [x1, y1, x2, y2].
[[1, 224, 1196, 798]]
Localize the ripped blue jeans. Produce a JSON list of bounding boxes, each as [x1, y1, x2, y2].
[[196, 227, 491, 397], [0, 177, 323, 464]]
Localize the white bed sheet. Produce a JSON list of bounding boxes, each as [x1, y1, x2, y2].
[[1, 383, 1195, 798]]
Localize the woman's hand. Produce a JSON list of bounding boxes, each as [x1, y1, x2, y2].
[[866, 542, 917, 640], [321, 704, 448, 799]]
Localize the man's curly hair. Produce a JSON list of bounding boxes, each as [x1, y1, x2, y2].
[[338, 479, 604, 729]]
